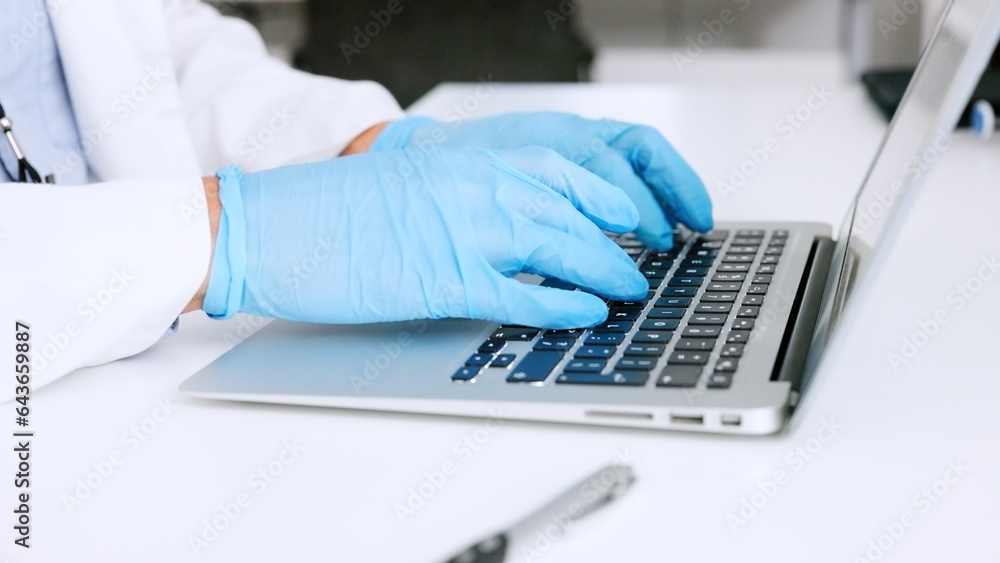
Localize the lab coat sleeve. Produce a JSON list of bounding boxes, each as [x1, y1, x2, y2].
[[0, 178, 209, 402], [161, 0, 405, 173]]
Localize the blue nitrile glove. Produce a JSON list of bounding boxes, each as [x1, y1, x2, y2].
[[372, 112, 714, 250], [203, 147, 648, 329]]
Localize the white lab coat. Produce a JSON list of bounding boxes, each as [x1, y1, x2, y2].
[[0, 0, 404, 401]]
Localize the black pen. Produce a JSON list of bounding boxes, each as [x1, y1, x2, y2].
[[445, 462, 636, 563]]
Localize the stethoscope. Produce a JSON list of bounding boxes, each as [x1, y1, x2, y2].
[[0, 100, 51, 184]]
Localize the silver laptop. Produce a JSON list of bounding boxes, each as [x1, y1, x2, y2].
[[181, 0, 1000, 435]]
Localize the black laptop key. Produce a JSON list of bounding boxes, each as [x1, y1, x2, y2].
[[706, 372, 733, 389], [667, 276, 704, 287], [681, 257, 714, 268], [543, 328, 584, 339], [726, 245, 759, 254], [746, 284, 769, 295], [609, 308, 641, 321], [592, 320, 633, 333], [696, 303, 731, 313], [742, 295, 765, 306], [726, 331, 749, 344], [656, 365, 703, 387], [490, 354, 517, 368], [452, 366, 480, 381], [565, 359, 607, 372], [641, 268, 670, 280], [756, 264, 776, 274], [761, 255, 780, 264], [478, 339, 505, 354], [492, 326, 540, 341], [675, 338, 716, 351], [732, 319, 755, 331], [632, 330, 673, 344], [668, 351, 709, 365], [722, 254, 754, 263], [751, 274, 772, 284], [773, 229, 789, 238], [712, 272, 746, 282], [507, 351, 563, 383], [640, 258, 673, 270], [682, 326, 721, 338], [717, 263, 750, 272], [533, 337, 575, 351], [466, 354, 494, 367], [720, 344, 744, 357], [640, 319, 679, 331], [624, 343, 665, 356], [707, 282, 742, 292], [737, 229, 765, 237], [616, 358, 656, 371], [715, 358, 739, 372], [557, 371, 649, 386], [688, 314, 727, 325], [676, 266, 709, 277], [737, 306, 759, 318], [655, 296, 692, 308], [647, 307, 685, 319], [732, 237, 763, 245], [585, 333, 625, 345], [689, 248, 718, 258], [661, 286, 698, 297], [575, 345, 616, 359], [701, 292, 737, 303], [764, 247, 783, 256], [692, 240, 724, 249]]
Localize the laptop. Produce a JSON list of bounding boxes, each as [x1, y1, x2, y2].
[[181, 0, 1000, 435]]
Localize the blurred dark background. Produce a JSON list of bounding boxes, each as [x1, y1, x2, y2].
[[207, 0, 999, 113]]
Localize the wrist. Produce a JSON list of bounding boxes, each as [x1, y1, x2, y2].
[[340, 121, 391, 155], [183, 176, 221, 313]]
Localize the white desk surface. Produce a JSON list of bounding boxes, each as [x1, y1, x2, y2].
[[17, 84, 1000, 562]]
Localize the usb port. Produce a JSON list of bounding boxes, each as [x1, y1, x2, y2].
[[720, 414, 742, 427], [670, 413, 704, 425]]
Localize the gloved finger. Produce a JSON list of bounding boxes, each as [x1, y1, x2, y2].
[[511, 221, 648, 302], [583, 150, 678, 251], [490, 147, 640, 233], [487, 275, 610, 329], [608, 125, 714, 233]]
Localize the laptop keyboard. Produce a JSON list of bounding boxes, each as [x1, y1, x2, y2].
[[451, 228, 789, 390]]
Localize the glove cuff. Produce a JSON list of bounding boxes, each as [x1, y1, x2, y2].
[[203, 165, 248, 319], [370, 116, 437, 151]]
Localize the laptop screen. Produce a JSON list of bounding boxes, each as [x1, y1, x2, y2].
[[815, 0, 1000, 343]]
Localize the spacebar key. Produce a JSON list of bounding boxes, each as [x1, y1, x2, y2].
[[507, 351, 564, 383]]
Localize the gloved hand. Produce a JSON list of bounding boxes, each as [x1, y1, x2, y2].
[[203, 147, 647, 329], [372, 112, 713, 250]]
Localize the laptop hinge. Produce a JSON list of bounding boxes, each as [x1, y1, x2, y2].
[[769, 236, 835, 392]]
